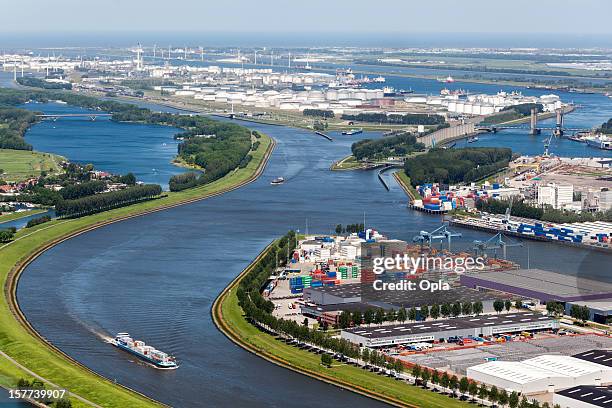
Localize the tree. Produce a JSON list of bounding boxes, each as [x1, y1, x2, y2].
[[459, 377, 469, 397], [430, 304, 440, 320], [412, 364, 422, 380], [440, 372, 450, 391], [499, 389, 509, 407], [515, 300, 522, 310], [473, 301, 484, 315], [386, 309, 396, 322], [55, 399, 72, 408], [352, 311, 362, 326], [364, 309, 374, 325], [508, 391, 519, 408], [493, 300, 504, 314], [452, 302, 461, 317], [441, 303, 451, 318], [374, 308, 385, 324], [420, 369, 431, 388], [303, 318, 309, 327], [431, 370, 440, 386], [449, 375, 459, 397], [0, 229, 15, 243], [505, 300, 512, 312], [462, 302, 472, 316], [519, 396, 530, 408], [408, 307, 417, 321], [489, 385, 499, 406], [420, 305, 429, 320], [509, 391, 520, 408], [478, 383, 489, 406], [361, 348, 370, 363], [335, 224, 343, 234], [468, 381, 478, 402], [321, 353, 332, 367], [338, 311, 352, 329], [397, 307, 407, 322]]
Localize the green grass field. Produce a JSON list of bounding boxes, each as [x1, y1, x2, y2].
[[0, 135, 272, 407], [214, 244, 469, 408], [0, 209, 46, 223], [0, 149, 65, 182]]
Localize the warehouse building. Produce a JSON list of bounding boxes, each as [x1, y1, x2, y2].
[[467, 353, 612, 395], [303, 282, 502, 312], [564, 300, 612, 324], [460, 269, 612, 303], [341, 313, 558, 347], [554, 385, 612, 408]]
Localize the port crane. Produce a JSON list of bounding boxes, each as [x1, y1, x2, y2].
[[472, 232, 523, 260], [543, 131, 554, 157], [413, 223, 462, 251]]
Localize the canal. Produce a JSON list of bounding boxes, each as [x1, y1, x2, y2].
[[9, 73, 612, 406]]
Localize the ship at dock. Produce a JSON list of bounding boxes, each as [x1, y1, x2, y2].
[[111, 333, 178, 369], [584, 134, 612, 150]]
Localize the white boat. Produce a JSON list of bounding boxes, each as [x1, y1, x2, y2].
[[271, 177, 285, 185], [372, 76, 386, 83], [584, 135, 612, 150]]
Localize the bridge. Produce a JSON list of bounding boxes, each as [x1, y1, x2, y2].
[[478, 108, 591, 136], [418, 123, 476, 148], [36, 113, 112, 121]]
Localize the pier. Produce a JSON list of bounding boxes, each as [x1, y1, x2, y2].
[[314, 131, 333, 141]]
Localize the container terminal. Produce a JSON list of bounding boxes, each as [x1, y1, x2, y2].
[[258, 228, 612, 407]]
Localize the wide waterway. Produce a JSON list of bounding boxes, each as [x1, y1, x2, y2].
[[11, 76, 612, 407]]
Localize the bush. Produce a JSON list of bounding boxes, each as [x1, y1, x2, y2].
[[26, 215, 51, 228]]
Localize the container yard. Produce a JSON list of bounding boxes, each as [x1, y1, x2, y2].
[[450, 215, 612, 250]]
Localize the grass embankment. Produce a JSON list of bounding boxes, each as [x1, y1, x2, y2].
[[0, 149, 65, 182], [393, 172, 421, 202], [213, 243, 469, 408], [0, 209, 46, 224], [330, 155, 367, 171], [0, 135, 273, 407]]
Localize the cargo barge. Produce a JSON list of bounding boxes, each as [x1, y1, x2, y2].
[[111, 333, 178, 369]]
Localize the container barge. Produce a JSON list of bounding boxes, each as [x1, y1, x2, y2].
[[111, 333, 178, 369]]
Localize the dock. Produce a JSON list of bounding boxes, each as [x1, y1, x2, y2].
[[315, 131, 333, 141]]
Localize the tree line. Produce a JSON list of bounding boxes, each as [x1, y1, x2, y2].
[[351, 133, 425, 161], [25, 215, 51, 228], [335, 223, 365, 234], [336, 300, 519, 329], [55, 184, 162, 218], [404, 147, 512, 186], [341, 112, 445, 125], [16, 77, 72, 90], [476, 198, 612, 223], [0, 107, 38, 150], [303, 109, 335, 118]]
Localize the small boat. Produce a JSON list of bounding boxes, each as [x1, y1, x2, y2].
[[271, 177, 285, 185], [467, 136, 479, 143], [342, 128, 363, 136]]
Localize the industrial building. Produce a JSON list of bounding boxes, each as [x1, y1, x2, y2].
[[303, 282, 502, 312], [467, 353, 612, 395], [460, 269, 612, 303], [554, 385, 612, 408], [565, 300, 612, 324], [538, 183, 574, 209], [341, 313, 558, 347]]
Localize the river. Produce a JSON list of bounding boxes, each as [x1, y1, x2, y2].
[[8, 74, 612, 407]]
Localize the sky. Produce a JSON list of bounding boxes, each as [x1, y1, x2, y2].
[[0, 0, 611, 47]]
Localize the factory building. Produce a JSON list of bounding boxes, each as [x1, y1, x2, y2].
[[341, 313, 558, 347], [303, 282, 502, 312], [538, 183, 574, 209], [468, 353, 612, 395], [554, 385, 612, 408], [460, 269, 612, 303]]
